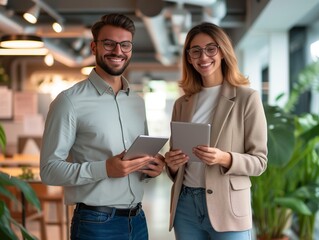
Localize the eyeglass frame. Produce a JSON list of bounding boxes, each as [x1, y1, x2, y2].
[[187, 43, 220, 59], [94, 39, 133, 53]]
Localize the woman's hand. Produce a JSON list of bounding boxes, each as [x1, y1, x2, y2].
[[193, 145, 232, 168], [164, 149, 189, 175]]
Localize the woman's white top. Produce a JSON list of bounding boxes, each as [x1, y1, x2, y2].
[[183, 85, 221, 188]]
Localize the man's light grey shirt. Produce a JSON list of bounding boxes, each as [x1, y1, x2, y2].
[[40, 70, 148, 208]]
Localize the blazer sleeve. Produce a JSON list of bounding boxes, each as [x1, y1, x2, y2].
[[225, 90, 268, 176]]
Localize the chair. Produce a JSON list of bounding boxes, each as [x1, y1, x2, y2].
[[30, 182, 65, 240], [66, 205, 76, 239], [17, 136, 65, 240]]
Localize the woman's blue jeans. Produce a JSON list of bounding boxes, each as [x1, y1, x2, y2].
[[174, 186, 251, 240], [70, 206, 148, 240]]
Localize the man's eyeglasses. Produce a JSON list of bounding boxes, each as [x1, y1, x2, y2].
[[95, 39, 133, 53], [187, 43, 220, 59]]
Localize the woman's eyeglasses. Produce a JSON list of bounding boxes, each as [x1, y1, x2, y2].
[[187, 44, 220, 59], [95, 39, 133, 53]]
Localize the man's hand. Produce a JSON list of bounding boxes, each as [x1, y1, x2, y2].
[[106, 151, 154, 178], [139, 154, 165, 177]]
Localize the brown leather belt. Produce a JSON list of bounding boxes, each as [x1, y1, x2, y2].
[[76, 202, 142, 217]]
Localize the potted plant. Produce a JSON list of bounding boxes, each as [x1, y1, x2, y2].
[[281, 61, 319, 240], [251, 105, 313, 240], [251, 61, 319, 240], [0, 123, 41, 240], [287, 113, 319, 240]]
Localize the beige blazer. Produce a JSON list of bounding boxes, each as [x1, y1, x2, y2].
[[168, 80, 268, 232]]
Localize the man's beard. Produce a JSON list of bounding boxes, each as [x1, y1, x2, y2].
[[96, 53, 131, 76]]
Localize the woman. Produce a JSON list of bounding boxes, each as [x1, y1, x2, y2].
[[164, 22, 268, 240]]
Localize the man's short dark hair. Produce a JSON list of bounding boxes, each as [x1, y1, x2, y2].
[[91, 13, 136, 41]]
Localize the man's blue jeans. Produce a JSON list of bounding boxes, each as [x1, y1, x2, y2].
[[70, 205, 148, 240], [174, 186, 251, 240]]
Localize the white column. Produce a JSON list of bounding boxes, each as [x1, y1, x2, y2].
[[268, 32, 289, 107], [238, 45, 263, 95]]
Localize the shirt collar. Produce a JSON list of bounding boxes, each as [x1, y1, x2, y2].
[[88, 69, 130, 96]]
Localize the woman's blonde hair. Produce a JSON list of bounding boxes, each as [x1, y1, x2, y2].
[[180, 22, 249, 95]]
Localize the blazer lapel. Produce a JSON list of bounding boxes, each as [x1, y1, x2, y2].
[[211, 81, 235, 147], [180, 94, 199, 122], [177, 82, 235, 147]]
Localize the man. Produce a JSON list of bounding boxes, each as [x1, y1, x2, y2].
[[40, 13, 164, 240]]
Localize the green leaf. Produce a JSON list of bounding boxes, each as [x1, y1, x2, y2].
[[275, 197, 312, 215], [264, 105, 295, 167], [299, 123, 319, 143], [0, 202, 19, 240], [0, 125, 6, 154], [0, 173, 40, 210], [0, 173, 39, 240], [10, 217, 37, 240], [291, 186, 313, 199]]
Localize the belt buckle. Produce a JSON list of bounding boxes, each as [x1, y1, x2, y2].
[[130, 203, 141, 216]]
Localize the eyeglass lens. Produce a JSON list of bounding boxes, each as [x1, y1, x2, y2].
[[188, 44, 219, 58], [101, 40, 132, 52]]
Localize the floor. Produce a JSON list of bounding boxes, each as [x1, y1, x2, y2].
[[17, 171, 319, 240]]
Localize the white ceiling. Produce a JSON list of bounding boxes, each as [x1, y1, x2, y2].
[[238, 0, 319, 49]]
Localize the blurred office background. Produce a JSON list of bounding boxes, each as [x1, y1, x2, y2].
[[1, 0, 319, 239]]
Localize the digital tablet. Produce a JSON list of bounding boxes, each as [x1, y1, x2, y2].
[[171, 121, 211, 162], [123, 135, 169, 160]]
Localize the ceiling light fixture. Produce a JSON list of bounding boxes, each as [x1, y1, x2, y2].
[[0, 35, 44, 48], [44, 53, 54, 66], [32, 0, 65, 32], [23, 4, 40, 24], [0, 48, 48, 55], [22, 0, 65, 32], [0, 0, 8, 6], [52, 21, 63, 33]]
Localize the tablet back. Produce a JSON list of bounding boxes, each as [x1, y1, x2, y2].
[[123, 135, 169, 160], [171, 121, 211, 162]]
